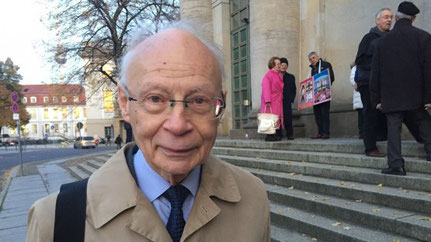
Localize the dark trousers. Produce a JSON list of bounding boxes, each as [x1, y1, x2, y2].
[[313, 101, 330, 135], [283, 102, 293, 137], [358, 86, 385, 153], [357, 109, 364, 138], [386, 109, 431, 168]]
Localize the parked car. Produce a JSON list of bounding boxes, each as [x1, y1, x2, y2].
[[73, 136, 97, 149]]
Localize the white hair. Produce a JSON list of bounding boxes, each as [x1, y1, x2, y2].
[[395, 11, 415, 21], [375, 8, 392, 19], [119, 20, 224, 87], [308, 51, 319, 59]]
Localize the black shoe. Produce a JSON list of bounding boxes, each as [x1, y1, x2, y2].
[[427, 153, 431, 161], [265, 136, 275, 142], [381, 167, 406, 176], [287, 136, 294, 140]]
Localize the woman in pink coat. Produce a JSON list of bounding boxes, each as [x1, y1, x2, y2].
[[260, 56, 284, 141]]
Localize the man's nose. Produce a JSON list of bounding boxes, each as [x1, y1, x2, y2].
[[162, 104, 192, 135]]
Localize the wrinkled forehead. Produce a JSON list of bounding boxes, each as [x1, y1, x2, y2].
[[126, 29, 222, 89]]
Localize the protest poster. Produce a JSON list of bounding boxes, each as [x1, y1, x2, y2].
[[298, 69, 332, 110], [298, 77, 314, 110], [313, 69, 332, 105]]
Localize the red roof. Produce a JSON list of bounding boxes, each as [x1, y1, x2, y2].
[[22, 84, 86, 106]]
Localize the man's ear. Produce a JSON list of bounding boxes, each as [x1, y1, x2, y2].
[[118, 86, 131, 123]]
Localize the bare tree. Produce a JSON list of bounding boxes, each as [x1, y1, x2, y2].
[[43, 0, 180, 85]]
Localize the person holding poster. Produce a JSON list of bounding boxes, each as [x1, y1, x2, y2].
[[261, 57, 284, 141], [308, 52, 334, 139]]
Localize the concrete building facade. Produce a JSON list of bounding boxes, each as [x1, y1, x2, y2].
[[180, 0, 431, 138]]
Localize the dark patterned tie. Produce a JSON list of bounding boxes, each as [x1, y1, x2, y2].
[[163, 185, 189, 242]]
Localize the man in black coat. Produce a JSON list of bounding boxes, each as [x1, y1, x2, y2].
[[370, 1, 431, 175], [354, 8, 393, 157], [280, 57, 296, 140], [308, 52, 334, 139]]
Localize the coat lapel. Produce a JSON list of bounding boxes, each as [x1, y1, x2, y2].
[[87, 143, 172, 241], [126, 192, 172, 242], [182, 154, 241, 241]]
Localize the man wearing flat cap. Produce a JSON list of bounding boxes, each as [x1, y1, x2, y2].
[[370, 1, 431, 176]]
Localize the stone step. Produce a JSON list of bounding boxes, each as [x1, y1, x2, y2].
[[218, 154, 431, 193], [267, 184, 431, 241], [270, 202, 419, 242], [77, 163, 98, 174], [68, 166, 89, 180], [212, 147, 431, 174], [271, 224, 323, 242], [214, 138, 426, 158], [235, 163, 431, 215], [87, 159, 104, 169]]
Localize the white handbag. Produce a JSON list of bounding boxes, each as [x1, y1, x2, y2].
[[257, 107, 279, 134]]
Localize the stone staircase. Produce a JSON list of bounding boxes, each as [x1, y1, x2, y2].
[[213, 138, 431, 242], [66, 154, 113, 179]]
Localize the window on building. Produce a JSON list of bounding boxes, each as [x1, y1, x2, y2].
[[62, 96, 67, 103], [44, 108, 49, 119], [74, 107, 80, 118], [74, 96, 79, 103], [103, 90, 114, 112], [62, 108, 68, 119], [22, 97, 27, 103], [31, 97, 37, 103], [63, 123, 68, 133], [53, 96, 58, 103], [53, 108, 58, 119], [29, 109, 37, 119], [44, 124, 50, 134], [83, 108, 87, 118], [32, 124, 38, 134], [43, 97, 49, 103], [54, 124, 59, 133]]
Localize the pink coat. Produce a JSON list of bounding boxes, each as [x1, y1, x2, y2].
[[260, 69, 284, 128]]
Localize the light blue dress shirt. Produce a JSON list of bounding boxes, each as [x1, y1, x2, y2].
[[133, 149, 201, 225]]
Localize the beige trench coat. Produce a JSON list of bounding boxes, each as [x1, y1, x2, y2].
[[26, 143, 270, 242]]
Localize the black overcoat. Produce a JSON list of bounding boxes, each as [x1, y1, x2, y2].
[[282, 72, 296, 104], [370, 18, 431, 113]]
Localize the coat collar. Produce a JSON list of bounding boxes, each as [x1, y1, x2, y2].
[[394, 18, 413, 28], [86, 143, 241, 241]]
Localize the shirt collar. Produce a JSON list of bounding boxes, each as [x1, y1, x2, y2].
[[133, 149, 201, 202]]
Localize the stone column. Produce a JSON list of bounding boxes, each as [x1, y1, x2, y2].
[[180, 0, 213, 39], [212, 0, 232, 136], [249, 0, 300, 112]]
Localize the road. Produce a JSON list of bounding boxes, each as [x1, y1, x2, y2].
[[0, 144, 117, 178]]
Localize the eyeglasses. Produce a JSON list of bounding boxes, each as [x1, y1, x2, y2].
[[123, 86, 226, 119]]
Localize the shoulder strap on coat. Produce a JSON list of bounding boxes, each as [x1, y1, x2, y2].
[[54, 178, 89, 242]]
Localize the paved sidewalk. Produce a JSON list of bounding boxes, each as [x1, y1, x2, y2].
[[0, 151, 112, 241]]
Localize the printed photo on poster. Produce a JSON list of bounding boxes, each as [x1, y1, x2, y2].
[[298, 77, 314, 110], [313, 69, 332, 105]]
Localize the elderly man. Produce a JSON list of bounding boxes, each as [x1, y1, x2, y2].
[[308, 51, 335, 139], [370, 1, 431, 175], [354, 8, 393, 158], [280, 57, 296, 140], [26, 22, 270, 242]]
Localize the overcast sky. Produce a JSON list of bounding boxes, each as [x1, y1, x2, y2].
[[0, 0, 53, 84]]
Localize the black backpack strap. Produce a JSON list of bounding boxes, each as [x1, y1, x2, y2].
[[54, 178, 89, 242]]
